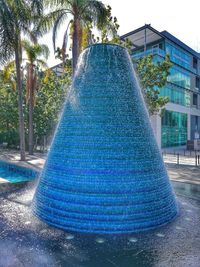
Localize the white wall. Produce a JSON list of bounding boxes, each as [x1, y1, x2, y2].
[[150, 114, 161, 149]]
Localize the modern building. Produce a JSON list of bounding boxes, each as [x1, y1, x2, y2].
[[121, 24, 200, 148], [51, 63, 64, 76]]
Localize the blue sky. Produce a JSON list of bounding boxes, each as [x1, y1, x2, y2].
[[41, 0, 200, 67]]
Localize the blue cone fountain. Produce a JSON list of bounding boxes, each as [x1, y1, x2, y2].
[[33, 43, 178, 234]]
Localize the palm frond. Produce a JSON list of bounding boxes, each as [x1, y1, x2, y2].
[[38, 44, 50, 60], [22, 40, 50, 63], [44, 0, 72, 10], [36, 59, 48, 69], [52, 10, 69, 51], [62, 19, 73, 53], [1, 60, 17, 91], [0, 0, 34, 65], [30, 0, 44, 16], [80, 0, 108, 27], [0, 0, 16, 63], [35, 9, 69, 38]]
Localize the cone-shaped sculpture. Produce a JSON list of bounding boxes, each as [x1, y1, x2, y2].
[[33, 44, 178, 234]]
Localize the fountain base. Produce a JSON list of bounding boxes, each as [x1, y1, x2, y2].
[[0, 180, 199, 267]]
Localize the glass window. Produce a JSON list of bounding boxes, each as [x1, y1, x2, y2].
[[161, 111, 187, 147], [166, 43, 191, 70], [167, 66, 190, 89], [159, 84, 190, 107], [195, 77, 200, 89], [193, 57, 197, 69], [193, 93, 198, 106]]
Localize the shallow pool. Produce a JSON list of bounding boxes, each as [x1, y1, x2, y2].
[[0, 160, 38, 183], [0, 168, 200, 266], [0, 180, 200, 267]]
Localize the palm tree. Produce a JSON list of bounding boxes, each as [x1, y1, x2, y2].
[[40, 0, 109, 73], [0, 0, 43, 160], [1, 61, 17, 91], [22, 40, 49, 155]]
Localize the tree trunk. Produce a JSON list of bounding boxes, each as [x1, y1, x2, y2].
[[28, 64, 34, 155], [15, 45, 26, 161], [34, 136, 38, 151], [72, 17, 81, 75]]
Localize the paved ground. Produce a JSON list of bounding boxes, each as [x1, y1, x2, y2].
[[0, 174, 200, 267], [0, 149, 45, 171], [0, 150, 200, 266], [166, 164, 200, 185], [0, 149, 200, 186]]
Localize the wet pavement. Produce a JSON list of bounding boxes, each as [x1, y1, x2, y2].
[[166, 163, 200, 185], [0, 149, 45, 172], [1, 149, 200, 186], [0, 181, 200, 267]]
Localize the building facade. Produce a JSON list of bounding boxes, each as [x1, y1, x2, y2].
[[121, 25, 200, 148]]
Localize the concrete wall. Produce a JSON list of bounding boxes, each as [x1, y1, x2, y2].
[[150, 115, 161, 149]]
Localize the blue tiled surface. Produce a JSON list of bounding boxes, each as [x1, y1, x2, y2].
[[0, 160, 38, 183], [33, 44, 178, 234]]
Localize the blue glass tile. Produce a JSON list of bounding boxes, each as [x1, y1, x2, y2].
[[33, 44, 178, 234]]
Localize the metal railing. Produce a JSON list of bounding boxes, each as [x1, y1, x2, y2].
[[132, 48, 166, 59], [162, 150, 200, 166]]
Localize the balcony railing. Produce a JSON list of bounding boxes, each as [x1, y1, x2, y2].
[[132, 48, 166, 59], [132, 48, 199, 75], [192, 67, 198, 74]]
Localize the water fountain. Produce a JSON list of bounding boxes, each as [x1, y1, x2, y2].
[[33, 43, 178, 234], [0, 44, 200, 266]]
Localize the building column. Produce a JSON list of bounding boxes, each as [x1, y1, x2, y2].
[[150, 114, 161, 149]]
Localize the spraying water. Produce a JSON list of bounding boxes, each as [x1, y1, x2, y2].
[[32, 43, 178, 234]]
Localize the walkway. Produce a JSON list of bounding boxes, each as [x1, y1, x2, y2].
[[166, 164, 200, 185], [0, 149, 200, 185], [0, 149, 45, 171]]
